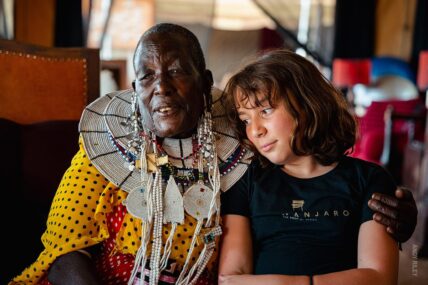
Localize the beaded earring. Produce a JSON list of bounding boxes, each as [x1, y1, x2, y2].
[[123, 91, 145, 171], [175, 91, 222, 285], [148, 131, 166, 284], [200, 90, 220, 227], [160, 175, 184, 271], [125, 91, 162, 285]]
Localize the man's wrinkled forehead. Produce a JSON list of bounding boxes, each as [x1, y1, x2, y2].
[[139, 46, 180, 64], [137, 35, 194, 67]]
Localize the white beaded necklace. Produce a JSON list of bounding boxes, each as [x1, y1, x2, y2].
[[124, 109, 222, 285]]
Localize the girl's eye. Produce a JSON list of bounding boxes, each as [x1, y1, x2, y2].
[[239, 117, 250, 125], [261, 108, 273, 115]]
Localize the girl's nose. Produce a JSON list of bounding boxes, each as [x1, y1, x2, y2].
[[249, 120, 266, 138]]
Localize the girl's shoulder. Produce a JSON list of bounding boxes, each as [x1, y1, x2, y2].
[[339, 155, 396, 187], [340, 155, 388, 173], [248, 159, 277, 179]]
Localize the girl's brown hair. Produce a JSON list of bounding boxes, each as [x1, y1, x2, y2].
[[222, 49, 357, 166]]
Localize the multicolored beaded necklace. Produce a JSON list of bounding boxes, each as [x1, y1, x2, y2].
[[108, 131, 247, 186]]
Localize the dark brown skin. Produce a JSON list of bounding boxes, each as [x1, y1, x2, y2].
[[48, 250, 101, 285], [368, 187, 418, 242]]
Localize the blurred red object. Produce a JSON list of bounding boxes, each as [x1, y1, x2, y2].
[[350, 98, 425, 184], [332, 58, 371, 88], [417, 50, 428, 91]]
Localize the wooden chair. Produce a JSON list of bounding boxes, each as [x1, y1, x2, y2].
[[0, 39, 100, 123], [0, 40, 100, 283]]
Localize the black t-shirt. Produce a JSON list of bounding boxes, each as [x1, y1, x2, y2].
[[221, 156, 396, 276]]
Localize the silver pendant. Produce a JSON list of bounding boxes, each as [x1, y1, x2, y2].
[[163, 175, 184, 224], [122, 186, 149, 221], [183, 183, 214, 220]]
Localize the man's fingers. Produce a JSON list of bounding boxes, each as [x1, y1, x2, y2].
[[396, 186, 415, 201], [374, 211, 413, 242], [371, 193, 399, 207], [373, 213, 402, 233], [373, 212, 394, 227], [388, 224, 413, 243], [368, 199, 399, 219], [375, 214, 405, 241]]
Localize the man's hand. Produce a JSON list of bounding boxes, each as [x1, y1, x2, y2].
[[48, 250, 101, 285], [368, 187, 418, 242]]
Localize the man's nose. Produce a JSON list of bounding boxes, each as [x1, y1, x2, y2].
[[153, 74, 173, 96]]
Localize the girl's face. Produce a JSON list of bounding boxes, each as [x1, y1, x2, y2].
[[235, 90, 297, 165]]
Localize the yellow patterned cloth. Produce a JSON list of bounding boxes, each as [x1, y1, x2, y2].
[[10, 138, 219, 284]]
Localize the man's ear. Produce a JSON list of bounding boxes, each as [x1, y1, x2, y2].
[[132, 80, 136, 91], [203, 70, 214, 108], [204, 70, 214, 88]]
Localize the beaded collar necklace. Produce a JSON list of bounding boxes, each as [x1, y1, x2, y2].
[[108, 131, 246, 185], [108, 131, 209, 185]]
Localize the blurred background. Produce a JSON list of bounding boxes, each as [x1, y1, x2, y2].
[[0, 1, 428, 284], [1, 0, 425, 91]]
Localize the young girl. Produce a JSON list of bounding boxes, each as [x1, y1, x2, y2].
[[219, 49, 398, 285]]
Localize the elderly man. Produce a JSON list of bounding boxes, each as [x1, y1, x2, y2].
[[10, 23, 417, 285]]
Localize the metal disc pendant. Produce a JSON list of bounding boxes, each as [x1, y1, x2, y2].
[[183, 183, 214, 220], [122, 186, 148, 220]]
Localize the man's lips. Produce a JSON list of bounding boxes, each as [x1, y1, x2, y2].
[[153, 104, 181, 116]]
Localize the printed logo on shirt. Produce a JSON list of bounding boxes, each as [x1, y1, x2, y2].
[[291, 200, 304, 210], [282, 199, 351, 222]]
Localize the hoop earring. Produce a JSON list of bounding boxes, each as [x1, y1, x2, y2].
[[130, 91, 140, 136]]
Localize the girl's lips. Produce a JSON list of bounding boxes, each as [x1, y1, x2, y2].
[[260, 141, 276, 152]]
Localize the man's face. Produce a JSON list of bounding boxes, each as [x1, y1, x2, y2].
[[134, 33, 208, 138]]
